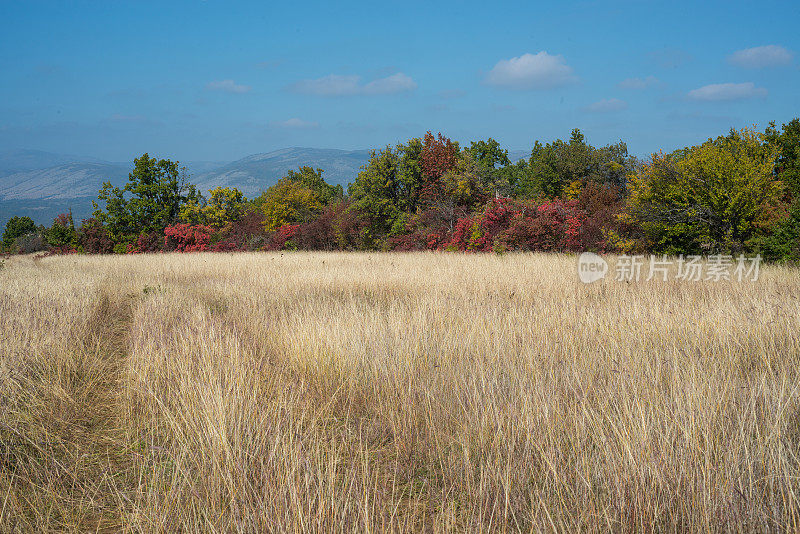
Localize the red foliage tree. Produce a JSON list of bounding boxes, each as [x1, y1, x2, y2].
[[421, 131, 459, 180], [419, 132, 459, 206], [576, 182, 622, 251], [293, 202, 344, 250]]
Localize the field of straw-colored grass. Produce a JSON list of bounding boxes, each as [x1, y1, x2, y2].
[[1, 251, 799, 532]]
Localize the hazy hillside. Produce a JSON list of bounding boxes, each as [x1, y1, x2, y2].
[[0, 149, 109, 176], [194, 148, 372, 197], [508, 149, 529, 163], [0, 163, 130, 200]]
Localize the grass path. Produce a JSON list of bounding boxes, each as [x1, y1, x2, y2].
[[71, 291, 135, 532], [0, 263, 138, 531]]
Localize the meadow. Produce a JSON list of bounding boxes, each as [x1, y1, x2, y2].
[[1, 251, 799, 532]]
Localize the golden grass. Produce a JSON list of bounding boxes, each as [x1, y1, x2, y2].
[[1, 251, 799, 532]]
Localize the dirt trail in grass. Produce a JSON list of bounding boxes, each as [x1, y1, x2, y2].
[[0, 257, 142, 531], [70, 291, 136, 531]]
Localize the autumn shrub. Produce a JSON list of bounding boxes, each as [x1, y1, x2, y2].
[[445, 215, 476, 251], [495, 199, 583, 252], [291, 202, 345, 250], [78, 218, 115, 254], [443, 198, 523, 251], [265, 224, 301, 251], [14, 233, 47, 254], [333, 203, 370, 250], [389, 207, 466, 251], [127, 232, 162, 253], [210, 210, 267, 251], [163, 223, 213, 252]]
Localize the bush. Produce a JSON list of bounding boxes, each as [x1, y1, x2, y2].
[[388, 207, 466, 251], [443, 198, 522, 252], [265, 224, 301, 251], [78, 218, 115, 254], [576, 182, 622, 251], [3, 216, 37, 250], [497, 199, 584, 252], [164, 224, 213, 252], [292, 202, 345, 250], [45, 213, 78, 252], [127, 232, 162, 253], [14, 233, 47, 254], [213, 209, 268, 251]]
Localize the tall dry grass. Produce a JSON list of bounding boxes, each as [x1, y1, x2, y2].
[[1, 252, 799, 531]]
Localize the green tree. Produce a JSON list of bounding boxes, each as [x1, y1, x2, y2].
[[93, 153, 201, 242], [465, 138, 517, 197], [348, 146, 403, 244], [765, 118, 800, 199], [2, 216, 37, 249], [761, 118, 800, 260], [519, 129, 634, 199], [45, 211, 78, 249], [253, 166, 342, 232], [396, 138, 424, 214], [466, 138, 510, 169]]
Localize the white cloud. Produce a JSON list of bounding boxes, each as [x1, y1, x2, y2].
[[728, 45, 793, 68], [484, 51, 577, 90], [206, 79, 251, 94], [362, 73, 417, 95], [687, 82, 767, 101], [291, 72, 417, 96], [271, 118, 319, 129], [583, 98, 628, 113], [617, 76, 659, 90]]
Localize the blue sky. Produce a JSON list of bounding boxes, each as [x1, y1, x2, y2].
[[1, 0, 798, 162]]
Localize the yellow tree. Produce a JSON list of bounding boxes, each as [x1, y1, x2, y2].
[[180, 187, 248, 228], [258, 179, 323, 232], [627, 127, 781, 253], [204, 187, 247, 228]]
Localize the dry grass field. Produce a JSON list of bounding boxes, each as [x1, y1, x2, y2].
[[1, 251, 799, 532]]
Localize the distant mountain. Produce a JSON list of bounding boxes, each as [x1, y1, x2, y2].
[[508, 149, 529, 163], [0, 149, 109, 177], [0, 162, 130, 200], [194, 148, 372, 197]]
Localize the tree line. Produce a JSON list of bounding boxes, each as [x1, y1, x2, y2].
[[3, 120, 799, 261]]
